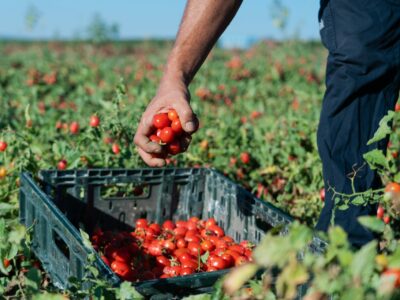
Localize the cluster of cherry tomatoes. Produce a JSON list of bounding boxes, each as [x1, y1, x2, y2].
[[149, 109, 185, 157], [91, 217, 254, 282]]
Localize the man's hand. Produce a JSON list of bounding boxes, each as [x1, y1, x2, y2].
[[135, 0, 242, 167], [134, 78, 199, 167]]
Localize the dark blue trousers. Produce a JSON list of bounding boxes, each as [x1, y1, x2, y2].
[[315, 0, 400, 247]]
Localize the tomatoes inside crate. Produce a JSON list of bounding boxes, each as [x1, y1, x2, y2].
[[20, 168, 325, 297], [92, 217, 255, 282]]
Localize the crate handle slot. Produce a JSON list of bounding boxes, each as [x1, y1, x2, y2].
[[53, 229, 70, 260]]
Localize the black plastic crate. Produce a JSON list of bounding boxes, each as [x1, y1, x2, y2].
[[19, 168, 327, 298]]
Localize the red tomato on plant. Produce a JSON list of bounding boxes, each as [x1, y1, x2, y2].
[[112, 143, 120, 155], [385, 182, 400, 193], [382, 268, 400, 288], [69, 121, 80, 134], [384, 215, 391, 224], [89, 115, 100, 127], [240, 152, 251, 164], [0, 141, 7, 152], [377, 205, 384, 219]]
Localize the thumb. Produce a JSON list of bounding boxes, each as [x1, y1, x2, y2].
[[173, 99, 199, 134]]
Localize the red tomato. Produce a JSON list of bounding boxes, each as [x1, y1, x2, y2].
[[145, 227, 157, 240], [185, 235, 201, 243], [205, 218, 217, 228], [174, 227, 188, 237], [222, 236, 234, 244], [384, 215, 391, 224], [3, 258, 10, 268], [89, 115, 100, 127], [69, 121, 80, 134], [160, 127, 175, 143], [148, 241, 163, 256], [180, 267, 195, 276], [382, 268, 400, 288], [164, 266, 181, 277], [112, 248, 131, 263], [0, 141, 7, 152], [160, 274, 170, 278], [320, 188, 325, 201], [221, 253, 234, 267], [181, 259, 199, 270], [209, 256, 227, 270], [215, 239, 228, 249], [112, 143, 120, 155], [240, 152, 251, 164], [229, 245, 245, 255], [209, 225, 224, 237], [188, 242, 204, 257], [186, 221, 198, 231], [175, 221, 188, 229], [136, 218, 148, 228], [377, 205, 385, 219], [171, 119, 183, 135], [385, 182, 400, 193], [176, 238, 187, 249], [174, 248, 189, 257], [149, 223, 161, 235], [57, 159, 68, 170], [208, 236, 219, 245], [167, 140, 181, 155], [111, 261, 133, 279], [153, 113, 171, 129], [168, 109, 179, 121], [177, 252, 194, 264], [240, 240, 255, 249], [150, 134, 161, 143], [207, 266, 218, 272], [201, 240, 215, 252], [162, 220, 175, 230], [163, 240, 176, 252], [234, 256, 248, 266], [156, 255, 171, 267], [189, 216, 200, 223]]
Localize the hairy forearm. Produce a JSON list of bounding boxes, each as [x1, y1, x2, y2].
[[163, 0, 242, 85]]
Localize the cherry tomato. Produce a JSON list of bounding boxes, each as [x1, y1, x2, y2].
[[0, 141, 7, 152], [174, 227, 188, 237], [385, 182, 400, 193], [189, 216, 200, 223], [111, 260, 132, 278], [320, 188, 325, 201], [89, 115, 100, 127], [185, 235, 201, 243], [234, 256, 248, 266], [177, 252, 194, 264], [162, 220, 175, 230], [148, 241, 163, 256], [136, 218, 148, 228], [229, 245, 245, 255], [69, 121, 80, 134], [207, 266, 218, 272], [168, 109, 179, 121], [112, 143, 120, 155], [384, 215, 391, 224], [174, 248, 189, 257], [3, 258, 10, 268], [180, 267, 195, 276], [240, 152, 251, 164], [112, 248, 131, 263], [382, 268, 400, 288], [150, 134, 161, 143], [171, 119, 183, 135], [153, 113, 171, 129], [205, 218, 217, 228], [176, 238, 187, 249], [221, 253, 234, 267], [163, 239, 176, 252], [159, 127, 175, 143], [57, 159, 67, 170], [156, 255, 171, 267], [168, 140, 182, 155], [209, 225, 224, 237], [210, 256, 227, 270], [181, 259, 199, 270], [188, 242, 204, 257], [201, 240, 215, 252], [377, 205, 384, 219]]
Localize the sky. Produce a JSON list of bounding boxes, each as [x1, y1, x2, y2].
[[0, 1, 320, 43]]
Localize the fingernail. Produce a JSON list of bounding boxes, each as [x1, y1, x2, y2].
[[185, 121, 195, 132]]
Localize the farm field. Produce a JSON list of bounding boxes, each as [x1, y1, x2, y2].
[[1, 41, 400, 299]]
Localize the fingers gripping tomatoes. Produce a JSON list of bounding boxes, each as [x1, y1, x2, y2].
[[148, 109, 188, 156]]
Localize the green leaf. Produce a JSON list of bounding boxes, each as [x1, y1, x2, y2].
[[115, 281, 144, 300], [201, 251, 210, 264], [25, 267, 41, 292], [352, 196, 365, 205], [32, 294, 67, 300], [367, 111, 394, 145], [328, 226, 348, 247], [80, 228, 93, 250], [351, 241, 377, 281], [363, 149, 389, 170], [338, 204, 349, 210], [358, 216, 385, 233]]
